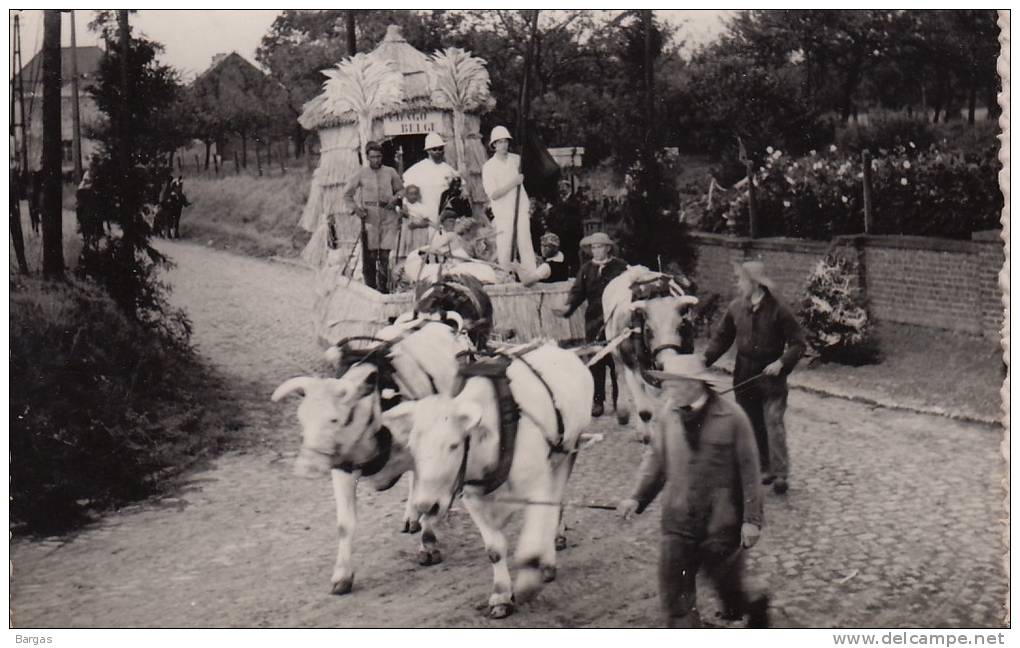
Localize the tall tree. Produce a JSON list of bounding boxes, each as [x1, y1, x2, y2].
[[77, 10, 189, 322], [729, 10, 902, 121], [41, 9, 63, 278]]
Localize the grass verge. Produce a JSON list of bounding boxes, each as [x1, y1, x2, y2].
[[179, 171, 312, 259], [10, 275, 249, 535]]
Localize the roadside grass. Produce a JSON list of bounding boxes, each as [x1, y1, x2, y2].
[[799, 322, 1004, 421], [179, 171, 313, 259]]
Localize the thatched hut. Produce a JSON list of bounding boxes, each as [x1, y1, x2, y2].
[[298, 25, 587, 347], [298, 24, 495, 268]]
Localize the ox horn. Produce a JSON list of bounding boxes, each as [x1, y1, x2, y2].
[[324, 345, 343, 365], [272, 376, 317, 401], [445, 310, 465, 333], [677, 295, 699, 307]]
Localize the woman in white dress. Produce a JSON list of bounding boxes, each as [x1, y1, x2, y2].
[[482, 126, 537, 272]]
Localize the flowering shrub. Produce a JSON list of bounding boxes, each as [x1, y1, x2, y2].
[[799, 253, 881, 365], [703, 142, 1001, 240]]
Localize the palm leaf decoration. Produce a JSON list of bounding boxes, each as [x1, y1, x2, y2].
[[428, 48, 495, 171], [322, 53, 405, 161]]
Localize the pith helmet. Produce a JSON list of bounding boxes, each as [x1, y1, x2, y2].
[[489, 125, 513, 147], [424, 132, 445, 150]]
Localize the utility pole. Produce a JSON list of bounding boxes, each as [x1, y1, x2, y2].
[[69, 10, 83, 182], [643, 9, 654, 153], [41, 9, 64, 278], [346, 10, 356, 56], [13, 13, 30, 179], [118, 10, 134, 242], [9, 15, 29, 273]]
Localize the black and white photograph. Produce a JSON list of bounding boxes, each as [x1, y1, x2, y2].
[[8, 7, 1010, 639]]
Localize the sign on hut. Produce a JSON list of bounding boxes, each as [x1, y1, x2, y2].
[[298, 25, 585, 346]]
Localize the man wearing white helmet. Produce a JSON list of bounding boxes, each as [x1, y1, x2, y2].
[[402, 132, 458, 228], [483, 125, 537, 272]]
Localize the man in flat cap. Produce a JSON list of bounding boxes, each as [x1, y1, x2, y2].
[[701, 260, 806, 495], [618, 354, 769, 629]]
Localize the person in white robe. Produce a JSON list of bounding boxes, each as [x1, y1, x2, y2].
[[482, 126, 537, 273], [402, 132, 457, 227]]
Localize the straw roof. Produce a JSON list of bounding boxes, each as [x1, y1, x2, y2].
[[299, 24, 493, 131]]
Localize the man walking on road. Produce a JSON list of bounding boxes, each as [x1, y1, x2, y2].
[[702, 261, 806, 494], [618, 354, 769, 629]]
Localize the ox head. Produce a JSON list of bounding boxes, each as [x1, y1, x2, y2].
[[271, 363, 384, 479], [630, 292, 700, 367], [381, 394, 485, 517]]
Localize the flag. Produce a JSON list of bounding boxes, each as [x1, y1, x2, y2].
[[519, 124, 561, 203]]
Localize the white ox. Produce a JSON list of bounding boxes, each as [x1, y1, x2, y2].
[[382, 342, 594, 618], [603, 265, 699, 441], [272, 317, 469, 595]]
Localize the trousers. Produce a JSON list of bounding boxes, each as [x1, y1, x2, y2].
[[735, 386, 789, 479], [659, 534, 755, 628], [363, 249, 391, 293], [589, 355, 619, 406]]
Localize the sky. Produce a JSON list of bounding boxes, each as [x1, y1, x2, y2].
[[10, 9, 733, 81]]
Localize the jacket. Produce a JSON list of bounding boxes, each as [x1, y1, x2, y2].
[[563, 257, 629, 341], [631, 393, 764, 541], [343, 165, 404, 250], [703, 289, 806, 395]]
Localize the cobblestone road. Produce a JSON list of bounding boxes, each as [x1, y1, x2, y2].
[[10, 242, 1008, 628]]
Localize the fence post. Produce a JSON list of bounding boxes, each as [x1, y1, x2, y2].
[[862, 150, 874, 234], [213, 154, 219, 176], [194, 154, 200, 175], [279, 145, 286, 175], [746, 160, 759, 239], [256, 145, 263, 177], [234, 151, 241, 176]]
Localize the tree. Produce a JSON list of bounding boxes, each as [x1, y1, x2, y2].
[[41, 10, 63, 278], [729, 10, 903, 122], [75, 10, 190, 338], [188, 53, 287, 167]]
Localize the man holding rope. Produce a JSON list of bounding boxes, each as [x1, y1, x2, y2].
[[701, 261, 806, 495]]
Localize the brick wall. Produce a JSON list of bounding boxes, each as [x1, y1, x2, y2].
[[690, 232, 1005, 338]]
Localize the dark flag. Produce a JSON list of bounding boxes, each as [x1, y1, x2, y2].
[[519, 125, 561, 203]]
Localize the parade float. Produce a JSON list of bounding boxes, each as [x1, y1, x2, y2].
[[298, 25, 585, 346]]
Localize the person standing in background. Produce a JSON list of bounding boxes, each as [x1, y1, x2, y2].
[[343, 141, 404, 293], [403, 132, 457, 226], [553, 232, 626, 417], [482, 126, 537, 272]]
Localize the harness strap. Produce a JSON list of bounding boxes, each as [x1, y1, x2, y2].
[[462, 371, 520, 495], [338, 427, 393, 476], [516, 355, 567, 454]]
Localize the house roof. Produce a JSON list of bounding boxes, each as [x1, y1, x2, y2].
[[16, 45, 104, 88], [192, 51, 268, 86], [299, 24, 493, 131]]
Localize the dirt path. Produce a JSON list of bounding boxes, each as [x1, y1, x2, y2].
[[10, 242, 1008, 628]]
